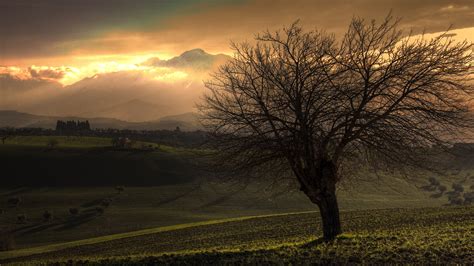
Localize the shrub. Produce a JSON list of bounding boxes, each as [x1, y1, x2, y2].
[[464, 192, 474, 204], [69, 208, 79, 216], [43, 210, 53, 221], [0, 209, 4, 215], [470, 184, 474, 190], [101, 199, 111, 208], [17, 214, 27, 223], [7, 197, 22, 207], [448, 192, 464, 205], [115, 186, 125, 194], [95, 207, 105, 214], [428, 177, 440, 186], [452, 183, 464, 192], [448, 191, 460, 199], [438, 185, 447, 193]]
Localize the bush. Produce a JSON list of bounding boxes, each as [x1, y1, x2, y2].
[[464, 192, 474, 204], [101, 199, 111, 208], [452, 183, 464, 192], [43, 210, 53, 221], [448, 192, 464, 205], [7, 197, 22, 207], [17, 214, 27, 223], [115, 186, 125, 194], [438, 185, 447, 193], [0, 209, 4, 215], [448, 191, 462, 202], [428, 177, 440, 186], [69, 208, 79, 216], [95, 207, 105, 214]]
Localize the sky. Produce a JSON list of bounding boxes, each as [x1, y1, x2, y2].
[[2, 1, 474, 61], [0, 0, 473, 120]]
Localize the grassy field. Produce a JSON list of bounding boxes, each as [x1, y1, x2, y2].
[[0, 136, 473, 264], [1, 171, 472, 250], [1, 206, 472, 264], [0, 136, 198, 186]]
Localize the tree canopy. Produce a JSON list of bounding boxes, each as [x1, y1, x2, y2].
[[200, 15, 473, 240]]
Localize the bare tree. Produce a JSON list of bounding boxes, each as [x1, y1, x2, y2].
[[200, 15, 473, 241]]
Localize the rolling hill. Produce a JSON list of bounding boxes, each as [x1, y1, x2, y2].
[[0, 110, 201, 130]]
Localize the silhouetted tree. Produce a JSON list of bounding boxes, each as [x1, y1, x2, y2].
[[201, 15, 473, 240]]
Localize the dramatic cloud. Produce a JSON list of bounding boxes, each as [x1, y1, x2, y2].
[[1, 1, 472, 121], [28, 66, 68, 80], [1, 0, 473, 65]]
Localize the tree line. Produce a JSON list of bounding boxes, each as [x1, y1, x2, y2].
[[56, 120, 91, 135]]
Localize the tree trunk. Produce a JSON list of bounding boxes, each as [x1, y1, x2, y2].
[[317, 190, 342, 241], [300, 159, 342, 241]]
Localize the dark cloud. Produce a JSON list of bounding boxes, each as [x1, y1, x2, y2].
[[0, 0, 240, 60], [1, 0, 473, 63], [28, 66, 66, 80]]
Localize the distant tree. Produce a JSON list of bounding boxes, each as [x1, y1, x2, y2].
[[438, 185, 447, 193], [200, 15, 473, 240], [464, 192, 474, 204], [101, 199, 111, 208], [7, 197, 22, 208], [47, 138, 59, 148], [452, 183, 464, 193], [43, 210, 53, 222], [95, 207, 105, 215], [428, 177, 440, 187], [115, 186, 125, 194], [449, 195, 464, 205], [111, 137, 120, 148], [17, 214, 27, 223], [69, 208, 79, 216]]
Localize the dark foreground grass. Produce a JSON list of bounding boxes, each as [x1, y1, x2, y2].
[[2, 206, 472, 264]]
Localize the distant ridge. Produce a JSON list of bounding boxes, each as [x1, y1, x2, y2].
[[0, 110, 201, 131]]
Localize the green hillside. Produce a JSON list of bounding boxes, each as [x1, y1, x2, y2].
[[0, 136, 472, 261], [0, 136, 196, 186]]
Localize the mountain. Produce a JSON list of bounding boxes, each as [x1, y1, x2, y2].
[[142, 48, 231, 72], [81, 99, 169, 122], [0, 110, 201, 131], [20, 70, 206, 122], [1, 49, 229, 122], [127, 112, 201, 131]]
